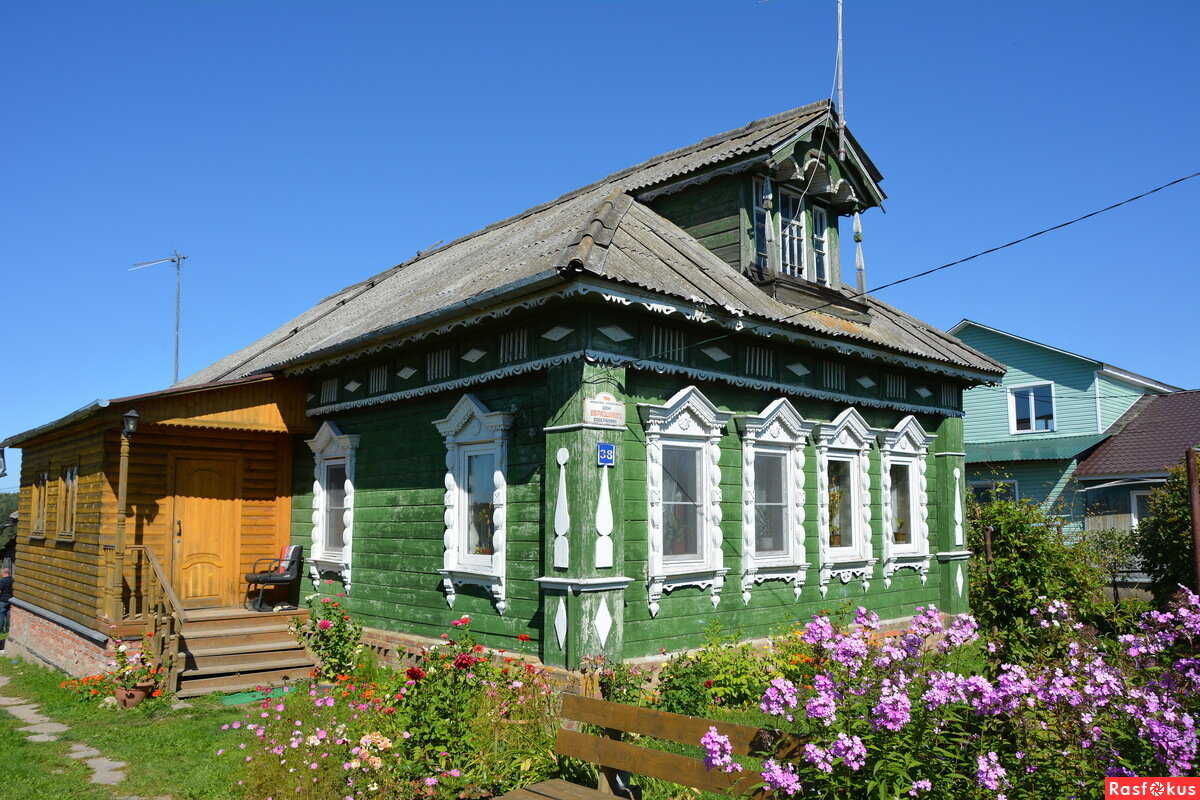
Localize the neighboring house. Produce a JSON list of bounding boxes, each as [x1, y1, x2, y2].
[[5, 102, 1003, 682], [950, 320, 1179, 531], [1075, 389, 1200, 530]]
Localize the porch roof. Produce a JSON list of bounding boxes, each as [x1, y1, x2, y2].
[[1, 374, 311, 448]]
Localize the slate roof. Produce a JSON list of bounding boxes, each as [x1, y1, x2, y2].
[[181, 104, 1001, 386], [1076, 390, 1200, 477], [965, 434, 1109, 465]]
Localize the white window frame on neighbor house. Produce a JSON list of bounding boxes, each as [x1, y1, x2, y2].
[[735, 398, 814, 603], [814, 407, 875, 594], [779, 190, 807, 280], [434, 394, 514, 615], [810, 204, 830, 286], [1009, 382, 1056, 434], [31, 467, 49, 538], [877, 416, 935, 587], [307, 421, 360, 592], [1130, 489, 1153, 528], [639, 386, 732, 617]]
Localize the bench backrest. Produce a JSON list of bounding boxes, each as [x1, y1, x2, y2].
[[556, 694, 804, 797]]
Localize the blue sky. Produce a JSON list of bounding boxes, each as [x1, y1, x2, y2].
[[2, 0, 1198, 488]]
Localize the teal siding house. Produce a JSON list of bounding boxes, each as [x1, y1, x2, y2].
[[173, 105, 1003, 668], [949, 321, 1178, 531]]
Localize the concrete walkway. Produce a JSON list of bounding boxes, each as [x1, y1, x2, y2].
[[0, 674, 174, 799]]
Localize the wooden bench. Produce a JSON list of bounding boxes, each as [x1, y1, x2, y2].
[[501, 694, 804, 800]]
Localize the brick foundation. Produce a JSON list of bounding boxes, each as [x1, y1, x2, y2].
[[6, 605, 116, 678]]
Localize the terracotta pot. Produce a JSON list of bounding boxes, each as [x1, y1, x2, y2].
[[115, 683, 155, 709]]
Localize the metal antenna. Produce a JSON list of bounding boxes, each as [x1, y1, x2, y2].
[[130, 250, 189, 383], [836, 0, 846, 161]]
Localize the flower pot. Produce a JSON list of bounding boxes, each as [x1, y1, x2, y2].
[[115, 683, 155, 709]]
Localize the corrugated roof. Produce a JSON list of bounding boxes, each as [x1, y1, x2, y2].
[[965, 433, 1109, 464], [1076, 390, 1200, 477], [180, 105, 999, 387]]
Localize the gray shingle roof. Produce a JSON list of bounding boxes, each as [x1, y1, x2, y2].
[[181, 105, 999, 386], [1076, 390, 1200, 477]]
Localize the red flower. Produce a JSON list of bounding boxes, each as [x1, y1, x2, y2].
[[517, 633, 531, 642], [452, 653, 477, 670], [704, 680, 714, 688], [406, 666, 426, 681]]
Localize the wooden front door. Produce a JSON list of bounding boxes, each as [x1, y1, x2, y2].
[[171, 457, 240, 609]]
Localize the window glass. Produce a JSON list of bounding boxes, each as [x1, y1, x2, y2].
[[828, 459, 853, 548], [890, 464, 912, 544], [780, 192, 806, 278], [811, 205, 829, 285], [662, 445, 701, 559], [1013, 384, 1054, 432], [1132, 490, 1152, 527], [754, 452, 787, 554], [324, 462, 347, 551], [466, 452, 496, 556], [753, 177, 772, 277]]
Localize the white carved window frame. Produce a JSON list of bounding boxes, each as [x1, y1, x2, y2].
[[877, 415, 935, 587], [814, 407, 875, 594], [307, 421, 359, 592], [639, 386, 732, 617], [735, 398, 814, 603], [433, 394, 514, 615]]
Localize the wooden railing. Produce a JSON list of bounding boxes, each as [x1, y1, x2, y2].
[[101, 545, 186, 692]]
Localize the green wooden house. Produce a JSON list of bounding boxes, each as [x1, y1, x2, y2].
[[949, 320, 1178, 533], [174, 103, 1002, 668]]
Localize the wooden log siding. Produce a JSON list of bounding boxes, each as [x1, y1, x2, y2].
[[14, 421, 111, 627]]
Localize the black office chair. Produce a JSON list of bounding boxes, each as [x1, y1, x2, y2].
[[245, 545, 304, 611]]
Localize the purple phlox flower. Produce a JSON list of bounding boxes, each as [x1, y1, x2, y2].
[[909, 605, 944, 639], [871, 679, 912, 731], [938, 614, 979, 652], [802, 743, 834, 774], [828, 630, 870, 673], [854, 606, 881, 631], [801, 614, 837, 646], [700, 727, 743, 773], [909, 779, 932, 796], [830, 733, 867, 771], [805, 673, 839, 726], [760, 678, 799, 721], [760, 758, 802, 795], [975, 752, 1009, 791]]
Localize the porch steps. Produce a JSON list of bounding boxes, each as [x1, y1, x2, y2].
[[175, 608, 317, 699]]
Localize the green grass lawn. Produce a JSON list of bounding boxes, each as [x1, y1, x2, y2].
[[0, 656, 253, 799]]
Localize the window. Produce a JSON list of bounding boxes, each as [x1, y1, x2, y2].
[[970, 479, 1018, 503], [877, 416, 935, 587], [640, 386, 732, 616], [779, 190, 806, 278], [736, 398, 813, 602], [434, 394, 514, 615], [1130, 489, 1152, 528], [58, 463, 78, 539], [32, 468, 49, 537], [306, 421, 359, 591], [811, 204, 829, 285], [814, 408, 875, 592], [753, 176, 773, 276], [1010, 383, 1055, 433], [754, 177, 835, 287]]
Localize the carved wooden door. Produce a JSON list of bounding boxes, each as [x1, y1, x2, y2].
[[171, 457, 239, 609]]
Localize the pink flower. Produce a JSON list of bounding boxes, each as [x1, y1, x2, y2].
[[318, 619, 333, 631]]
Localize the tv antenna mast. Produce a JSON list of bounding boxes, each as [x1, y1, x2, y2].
[[130, 250, 189, 383]]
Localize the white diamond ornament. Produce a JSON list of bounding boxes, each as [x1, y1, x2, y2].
[[594, 598, 613, 647], [554, 598, 568, 649]]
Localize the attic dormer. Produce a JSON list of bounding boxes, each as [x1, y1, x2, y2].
[[637, 114, 883, 321]]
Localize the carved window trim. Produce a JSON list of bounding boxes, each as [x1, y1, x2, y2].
[[814, 407, 875, 593], [638, 386, 732, 617], [434, 394, 514, 615], [306, 421, 359, 591], [877, 415, 935, 587], [735, 398, 814, 603]]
